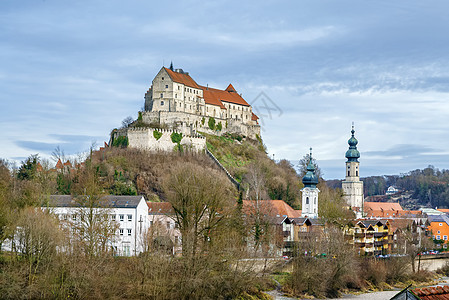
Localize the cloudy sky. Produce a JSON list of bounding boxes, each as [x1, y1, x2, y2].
[[2, 0, 449, 179]]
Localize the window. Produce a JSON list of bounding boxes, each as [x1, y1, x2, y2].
[[167, 221, 171, 229], [175, 94, 177, 98], [175, 223, 179, 228], [127, 229, 132, 236], [161, 77, 164, 80], [306, 197, 309, 205], [150, 221, 153, 226], [444, 235, 448, 240], [161, 101, 164, 106], [348, 171, 350, 176], [437, 235, 441, 240], [63, 214, 68, 220], [174, 236, 179, 244], [127, 214, 132, 222], [438, 230, 441, 234], [119, 214, 124, 222], [72, 214, 76, 221], [356, 171, 359, 176], [178, 86, 180, 90], [160, 93, 163, 98], [111, 214, 116, 221], [165, 84, 168, 88], [119, 229, 124, 236], [314, 197, 316, 204], [440, 223, 443, 226]]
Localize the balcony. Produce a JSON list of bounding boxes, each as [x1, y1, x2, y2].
[[374, 232, 387, 238], [374, 241, 384, 247]]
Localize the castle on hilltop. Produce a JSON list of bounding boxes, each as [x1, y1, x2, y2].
[[141, 65, 261, 139]]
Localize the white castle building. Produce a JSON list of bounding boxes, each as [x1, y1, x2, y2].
[[342, 126, 364, 217], [142, 65, 261, 139]]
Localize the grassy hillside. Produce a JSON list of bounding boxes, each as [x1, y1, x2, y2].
[[204, 133, 302, 208]]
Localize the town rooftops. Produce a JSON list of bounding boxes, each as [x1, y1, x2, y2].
[[364, 201, 403, 212], [242, 200, 301, 219], [47, 195, 144, 208], [413, 285, 449, 300], [147, 202, 174, 215], [428, 214, 449, 226]]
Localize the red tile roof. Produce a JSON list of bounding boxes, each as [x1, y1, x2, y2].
[[200, 85, 250, 107], [164, 67, 200, 89], [251, 113, 259, 122], [201, 86, 227, 109], [242, 200, 301, 219], [225, 83, 236, 92], [147, 202, 174, 215], [413, 285, 449, 299], [438, 209, 449, 214], [55, 159, 63, 170], [364, 202, 403, 212]]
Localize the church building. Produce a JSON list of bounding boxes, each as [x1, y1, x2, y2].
[[342, 126, 364, 217], [301, 149, 320, 219]]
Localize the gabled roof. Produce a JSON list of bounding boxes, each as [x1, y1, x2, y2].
[[147, 202, 174, 215], [200, 86, 227, 109], [428, 214, 449, 226], [364, 202, 403, 212], [55, 159, 63, 170], [251, 113, 259, 121], [200, 85, 250, 107], [163, 67, 200, 89], [47, 195, 144, 208], [225, 83, 236, 92], [242, 200, 301, 219]]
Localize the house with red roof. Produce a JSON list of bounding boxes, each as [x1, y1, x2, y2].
[[141, 65, 260, 139]]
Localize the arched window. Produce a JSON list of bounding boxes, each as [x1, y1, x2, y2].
[[306, 197, 309, 204]]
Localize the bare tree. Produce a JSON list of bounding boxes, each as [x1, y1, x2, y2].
[[121, 116, 134, 128], [163, 162, 235, 260]]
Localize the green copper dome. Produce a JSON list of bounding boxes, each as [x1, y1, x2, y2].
[[302, 148, 318, 188], [345, 126, 360, 162]]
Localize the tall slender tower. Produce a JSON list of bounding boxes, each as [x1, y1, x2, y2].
[[342, 125, 364, 213], [301, 148, 320, 218]]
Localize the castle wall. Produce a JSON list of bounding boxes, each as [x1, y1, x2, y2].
[[142, 111, 261, 139], [124, 127, 206, 152]]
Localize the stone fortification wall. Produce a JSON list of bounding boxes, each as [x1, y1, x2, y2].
[[125, 127, 206, 152], [142, 111, 261, 139]]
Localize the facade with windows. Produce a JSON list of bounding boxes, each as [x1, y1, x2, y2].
[[428, 214, 449, 248], [146, 202, 182, 255], [46, 195, 150, 256], [142, 66, 260, 139]]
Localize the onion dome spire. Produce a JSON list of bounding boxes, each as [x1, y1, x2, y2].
[[302, 148, 319, 188], [345, 123, 360, 162]]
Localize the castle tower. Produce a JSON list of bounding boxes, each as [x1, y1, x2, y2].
[[342, 125, 364, 214], [301, 148, 320, 218]]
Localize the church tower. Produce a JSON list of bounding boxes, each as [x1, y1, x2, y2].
[[342, 125, 364, 214], [301, 148, 320, 218]]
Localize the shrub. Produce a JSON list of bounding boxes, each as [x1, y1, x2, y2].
[[208, 117, 216, 130], [112, 136, 128, 148], [170, 132, 183, 144], [153, 130, 162, 140], [216, 122, 222, 131]]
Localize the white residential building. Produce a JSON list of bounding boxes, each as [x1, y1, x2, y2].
[[46, 195, 150, 256]]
